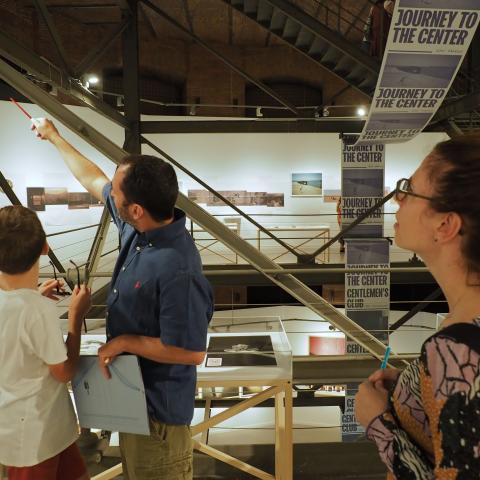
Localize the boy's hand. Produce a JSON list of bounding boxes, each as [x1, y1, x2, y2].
[[38, 279, 65, 301], [69, 285, 92, 325], [31, 118, 61, 143]]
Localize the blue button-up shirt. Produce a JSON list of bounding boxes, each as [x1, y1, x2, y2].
[[103, 183, 213, 425]]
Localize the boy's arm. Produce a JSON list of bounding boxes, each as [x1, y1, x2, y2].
[[48, 285, 91, 383], [33, 119, 110, 202]]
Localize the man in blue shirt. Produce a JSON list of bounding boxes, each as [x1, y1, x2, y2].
[[34, 119, 214, 480]]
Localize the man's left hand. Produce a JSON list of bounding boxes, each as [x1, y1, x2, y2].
[[354, 380, 389, 428], [97, 336, 128, 379]]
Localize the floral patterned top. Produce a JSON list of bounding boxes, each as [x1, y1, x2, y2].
[[366, 320, 480, 479]]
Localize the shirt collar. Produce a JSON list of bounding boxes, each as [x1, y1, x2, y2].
[[136, 208, 186, 245]]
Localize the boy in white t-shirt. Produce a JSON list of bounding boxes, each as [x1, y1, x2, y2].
[[0, 205, 91, 480]]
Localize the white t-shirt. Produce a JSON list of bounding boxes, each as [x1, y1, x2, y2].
[[0, 289, 78, 467]]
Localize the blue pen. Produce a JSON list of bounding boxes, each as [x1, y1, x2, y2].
[[380, 346, 391, 369]]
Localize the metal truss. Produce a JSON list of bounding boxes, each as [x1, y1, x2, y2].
[[0, 55, 397, 363]]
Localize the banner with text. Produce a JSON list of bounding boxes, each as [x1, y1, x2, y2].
[[341, 134, 389, 441], [356, 0, 480, 145], [341, 135, 385, 238], [342, 239, 390, 441]]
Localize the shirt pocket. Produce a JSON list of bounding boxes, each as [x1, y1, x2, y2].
[[130, 279, 159, 336]]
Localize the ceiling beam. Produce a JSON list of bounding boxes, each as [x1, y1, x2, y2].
[[75, 18, 130, 78], [32, 0, 73, 76], [141, 118, 365, 134], [430, 90, 480, 124], [0, 30, 127, 127]]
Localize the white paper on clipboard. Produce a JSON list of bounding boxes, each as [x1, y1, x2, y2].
[[72, 355, 150, 435]]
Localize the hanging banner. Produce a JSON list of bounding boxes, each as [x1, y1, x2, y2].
[[341, 135, 385, 238], [340, 135, 389, 442], [342, 238, 390, 441], [345, 239, 390, 354], [356, 0, 480, 145]]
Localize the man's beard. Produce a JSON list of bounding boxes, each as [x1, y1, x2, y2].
[[118, 203, 137, 229]]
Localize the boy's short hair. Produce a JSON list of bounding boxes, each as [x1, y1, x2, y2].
[[0, 206, 46, 274]]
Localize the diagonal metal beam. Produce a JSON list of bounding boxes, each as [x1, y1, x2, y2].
[[32, 0, 73, 77], [86, 207, 111, 288], [343, 1, 370, 37], [0, 56, 395, 363], [140, 0, 299, 115], [264, 0, 378, 74], [430, 90, 480, 125], [182, 0, 195, 34], [139, 2, 158, 38], [389, 288, 443, 332], [0, 170, 66, 276], [141, 119, 365, 133], [0, 58, 125, 164], [0, 30, 127, 128], [75, 18, 131, 78]]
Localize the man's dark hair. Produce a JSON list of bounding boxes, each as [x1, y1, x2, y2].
[[119, 155, 178, 222], [0, 206, 46, 274]]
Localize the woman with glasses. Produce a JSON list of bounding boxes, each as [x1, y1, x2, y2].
[[355, 134, 480, 479]]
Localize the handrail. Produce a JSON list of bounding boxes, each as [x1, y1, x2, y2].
[[310, 0, 366, 36]]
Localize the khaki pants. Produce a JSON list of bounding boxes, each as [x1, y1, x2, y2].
[[119, 420, 192, 480]]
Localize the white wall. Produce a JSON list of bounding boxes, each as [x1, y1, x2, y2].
[[0, 100, 448, 268]]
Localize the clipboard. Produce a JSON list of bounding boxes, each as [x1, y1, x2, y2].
[[72, 355, 150, 435]]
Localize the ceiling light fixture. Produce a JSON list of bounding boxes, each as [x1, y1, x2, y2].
[[356, 106, 367, 117], [87, 75, 99, 85]]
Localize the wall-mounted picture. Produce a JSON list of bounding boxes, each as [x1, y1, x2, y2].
[[68, 192, 91, 210], [188, 189, 284, 207], [90, 194, 103, 207], [44, 187, 68, 205], [27, 187, 46, 211], [291, 173, 322, 196], [323, 189, 341, 203], [27, 187, 103, 211]]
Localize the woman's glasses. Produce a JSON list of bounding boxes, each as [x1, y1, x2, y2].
[[395, 178, 437, 202]]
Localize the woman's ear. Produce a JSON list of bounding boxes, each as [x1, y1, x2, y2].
[[436, 212, 463, 243]]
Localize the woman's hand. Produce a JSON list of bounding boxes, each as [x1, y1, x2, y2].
[[355, 380, 390, 428], [369, 367, 401, 391]]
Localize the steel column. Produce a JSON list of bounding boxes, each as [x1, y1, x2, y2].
[[122, 0, 141, 154]]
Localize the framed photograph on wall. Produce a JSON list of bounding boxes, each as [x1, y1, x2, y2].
[[291, 173, 322, 197]]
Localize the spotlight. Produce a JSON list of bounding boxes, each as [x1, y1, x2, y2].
[[256, 106, 263, 118], [322, 107, 329, 117], [87, 75, 99, 85], [356, 106, 367, 117]]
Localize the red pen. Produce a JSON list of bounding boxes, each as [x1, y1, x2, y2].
[[9, 97, 32, 119]]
